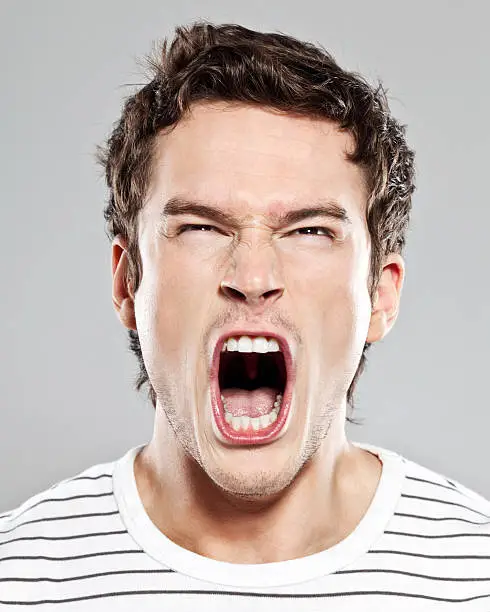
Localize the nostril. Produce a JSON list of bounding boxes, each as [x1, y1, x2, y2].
[[220, 284, 284, 303], [263, 288, 284, 300], [220, 284, 247, 301]]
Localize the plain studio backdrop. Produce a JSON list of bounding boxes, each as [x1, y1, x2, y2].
[[0, 0, 488, 512]]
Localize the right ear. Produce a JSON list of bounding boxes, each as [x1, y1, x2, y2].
[[112, 235, 137, 331]]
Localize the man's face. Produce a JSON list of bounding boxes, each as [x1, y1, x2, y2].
[[123, 102, 381, 498]]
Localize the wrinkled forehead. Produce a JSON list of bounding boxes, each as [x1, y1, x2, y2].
[[143, 102, 367, 224]]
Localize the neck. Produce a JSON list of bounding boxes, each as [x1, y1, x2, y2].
[[134, 413, 382, 564]]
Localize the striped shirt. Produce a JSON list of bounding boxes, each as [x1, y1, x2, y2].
[[0, 442, 489, 610]]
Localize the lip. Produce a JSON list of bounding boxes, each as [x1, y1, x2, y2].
[[209, 330, 295, 445]]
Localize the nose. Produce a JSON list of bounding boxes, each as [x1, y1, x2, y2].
[[220, 241, 285, 310]]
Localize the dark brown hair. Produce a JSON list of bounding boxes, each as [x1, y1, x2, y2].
[[97, 22, 415, 424]]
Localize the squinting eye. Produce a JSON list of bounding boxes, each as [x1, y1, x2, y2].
[[177, 224, 219, 234], [292, 227, 335, 239]]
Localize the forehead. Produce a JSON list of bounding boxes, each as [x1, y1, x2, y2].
[[147, 102, 367, 222]]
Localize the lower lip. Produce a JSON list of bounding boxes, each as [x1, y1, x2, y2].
[[210, 385, 292, 445]]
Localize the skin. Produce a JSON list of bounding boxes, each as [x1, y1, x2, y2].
[[112, 101, 404, 564]]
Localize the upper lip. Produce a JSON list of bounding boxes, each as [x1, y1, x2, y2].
[[215, 329, 290, 352], [210, 327, 294, 382]]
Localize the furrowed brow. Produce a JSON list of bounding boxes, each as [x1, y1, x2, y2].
[[161, 197, 241, 229], [274, 201, 352, 226], [161, 197, 352, 228]]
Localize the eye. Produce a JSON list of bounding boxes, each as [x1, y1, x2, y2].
[[177, 224, 219, 234], [291, 226, 335, 239]]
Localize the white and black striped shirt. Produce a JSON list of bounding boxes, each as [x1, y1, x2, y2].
[[1, 442, 489, 610]]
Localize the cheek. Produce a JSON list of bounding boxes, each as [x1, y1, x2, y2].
[[135, 250, 217, 364], [295, 253, 370, 361], [325, 278, 372, 372]]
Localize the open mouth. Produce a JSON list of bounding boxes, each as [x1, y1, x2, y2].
[[211, 335, 293, 445]]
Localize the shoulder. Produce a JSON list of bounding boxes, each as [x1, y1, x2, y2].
[[358, 445, 490, 596], [0, 454, 139, 604], [400, 454, 490, 522], [361, 441, 490, 523], [0, 456, 117, 544], [387, 451, 490, 566]]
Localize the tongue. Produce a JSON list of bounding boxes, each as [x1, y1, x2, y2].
[[221, 387, 278, 418]]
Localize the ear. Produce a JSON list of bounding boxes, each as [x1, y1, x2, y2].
[[112, 235, 137, 331], [366, 253, 405, 344]]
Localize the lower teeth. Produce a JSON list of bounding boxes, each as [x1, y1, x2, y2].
[[221, 394, 282, 432]]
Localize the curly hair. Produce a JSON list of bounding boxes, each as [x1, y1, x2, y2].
[[96, 21, 416, 424]]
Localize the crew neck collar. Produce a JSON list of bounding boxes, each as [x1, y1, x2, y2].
[[113, 441, 405, 588]]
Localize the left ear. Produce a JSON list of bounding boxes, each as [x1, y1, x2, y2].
[[366, 253, 405, 344]]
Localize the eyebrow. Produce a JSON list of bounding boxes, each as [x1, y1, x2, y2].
[[161, 196, 352, 228]]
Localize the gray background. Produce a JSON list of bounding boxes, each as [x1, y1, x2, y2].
[[1, 0, 488, 512]]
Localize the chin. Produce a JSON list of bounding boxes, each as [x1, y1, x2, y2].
[[198, 438, 303, 499]]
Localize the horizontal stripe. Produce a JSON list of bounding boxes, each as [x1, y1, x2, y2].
[[48, 474, 112, 492], [369, 549, 490, 560], [0, 511, 120, 535], [1, 566, 487, 586], [1, 588, 490, 605], [401, 494, 490, 518], [69, 474, 112, 483], [394, 511, 490, 525], [0, 550, 145, 563], [384, 530, 490, 539], [0, 568, 174, 583], [0, 530, 128, 547], [406, 475, 457, 492], [336, 568, 490, 582], [9, 492, 114, 523]]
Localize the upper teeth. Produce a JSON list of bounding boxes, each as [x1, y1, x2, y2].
[[222, 336, 281, 353]]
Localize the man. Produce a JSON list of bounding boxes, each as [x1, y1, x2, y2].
[[1, 21, 489, 610]]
